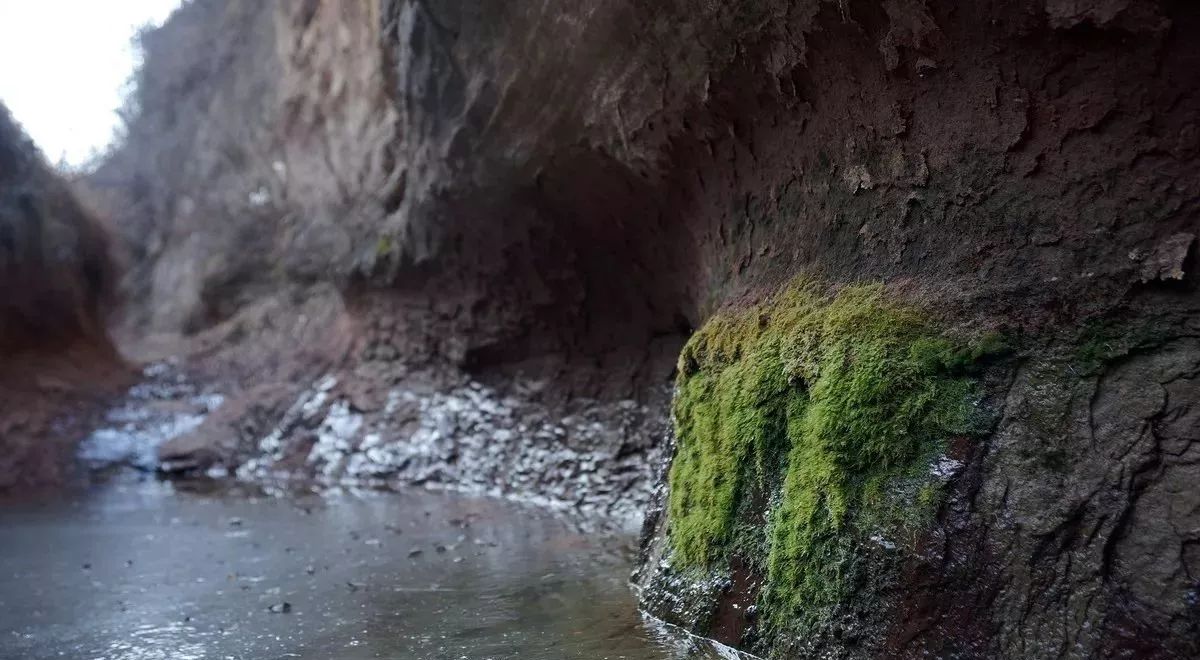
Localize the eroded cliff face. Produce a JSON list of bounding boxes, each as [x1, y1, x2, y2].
[[0, 104, 128, 492], [89, 0, 392, 335], [98, 0, 1199, 656]]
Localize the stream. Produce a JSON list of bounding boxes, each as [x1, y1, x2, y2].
[[0, 364, 740, 660]]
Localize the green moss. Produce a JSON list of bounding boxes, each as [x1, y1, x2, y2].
[[375, 234, 395, 258], [667, 279, 987, 638], [1072, 320, 1125, 375], [1072, 318, 1166, 376]]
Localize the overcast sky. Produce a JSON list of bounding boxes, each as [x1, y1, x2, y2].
[[0, 0, 182, 168]]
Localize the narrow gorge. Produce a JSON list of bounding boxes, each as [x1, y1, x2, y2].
[[2, 0, 1198, 658]]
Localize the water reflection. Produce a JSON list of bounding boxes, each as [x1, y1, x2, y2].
[[0, 477, 747, 660]]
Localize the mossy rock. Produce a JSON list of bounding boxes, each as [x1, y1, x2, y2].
[[667, 279, 996, 643]]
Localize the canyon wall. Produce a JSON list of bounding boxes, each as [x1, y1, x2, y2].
[[100, 0, 1200, 656], [0, 104, 127, 491]]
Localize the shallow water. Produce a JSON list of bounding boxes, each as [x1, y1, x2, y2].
[[0, 477, 736, 660]]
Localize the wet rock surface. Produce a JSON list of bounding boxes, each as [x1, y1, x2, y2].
[[968, 338, 1200, 658]]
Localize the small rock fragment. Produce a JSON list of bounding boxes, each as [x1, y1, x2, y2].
[[1136, 232, 1194, 283]]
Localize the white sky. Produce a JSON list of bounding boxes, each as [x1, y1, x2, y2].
[[0, 0, 182, 168]]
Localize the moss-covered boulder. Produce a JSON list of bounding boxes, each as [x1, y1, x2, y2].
[[661, 279, 1001, 650]]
